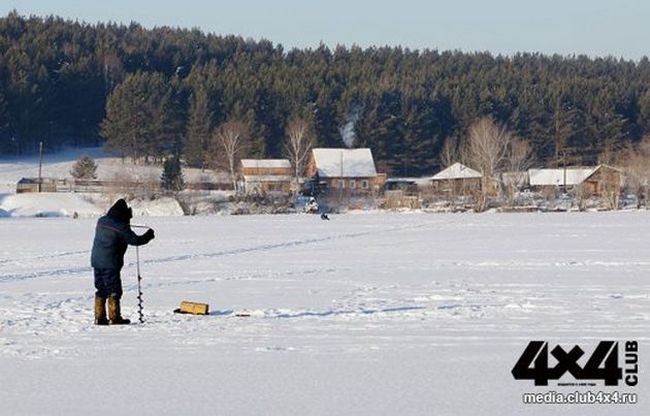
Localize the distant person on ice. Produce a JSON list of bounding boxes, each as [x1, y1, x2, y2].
[[91, 199, 155, 325], [305, 197, 319, 214]]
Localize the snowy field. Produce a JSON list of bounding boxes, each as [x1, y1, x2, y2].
[[1, 211, 648, 415], [0, 146, 226, 195]]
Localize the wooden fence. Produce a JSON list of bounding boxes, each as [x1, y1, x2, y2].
[[16, 178, 233, 193]]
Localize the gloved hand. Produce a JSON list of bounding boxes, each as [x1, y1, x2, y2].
[[143, 228, 155, 241]]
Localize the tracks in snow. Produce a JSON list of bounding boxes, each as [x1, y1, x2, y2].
[[0, 222, 423, 283]]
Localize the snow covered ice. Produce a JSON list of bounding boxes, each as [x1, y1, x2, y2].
[[1, 211, 648, 414]]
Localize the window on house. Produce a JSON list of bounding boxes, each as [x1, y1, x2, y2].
[[339, 179, 345, 189], [362, 180, 369, 189], [349, 180, 356, 189]]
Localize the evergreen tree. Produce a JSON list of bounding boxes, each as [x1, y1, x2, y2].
[[100, 71, 169, 162], [154, 77, 187, 161], [1, 11, 650, 174], [184, 86, 212, 169], [161, 156, 184, 191], [639, 91, 650, 133], [0, 90, 11, 152], [70, 155, 98, 179]]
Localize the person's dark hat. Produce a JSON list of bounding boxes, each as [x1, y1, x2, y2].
[[107, 198, 133, 222]]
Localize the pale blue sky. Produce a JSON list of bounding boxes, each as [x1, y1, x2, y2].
[[1, 0, 648, 59]]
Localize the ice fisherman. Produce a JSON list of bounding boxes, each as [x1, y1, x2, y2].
[[91, 199, 155, 325]]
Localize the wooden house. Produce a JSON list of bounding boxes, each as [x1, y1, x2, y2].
[[240, 159, 293, 194], [528, 165, 623, 196], [305, 148, 384, 195], [431, 162, 483, 195], [585, 165, 623, 196]]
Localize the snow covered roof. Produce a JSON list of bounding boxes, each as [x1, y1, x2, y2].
[[241, 159, 291, 169], [243, 175, 293, 182], [528, 167, 598, 186], [311, 148, 377, 178], [431, 163, 482, 180]]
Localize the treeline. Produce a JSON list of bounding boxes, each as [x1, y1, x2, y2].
[[1, 11, 650, 176]]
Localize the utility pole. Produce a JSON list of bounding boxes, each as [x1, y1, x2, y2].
[[338, 150, 343, 206], [38, 141, 43, 192], [561, 149, 567, 191]]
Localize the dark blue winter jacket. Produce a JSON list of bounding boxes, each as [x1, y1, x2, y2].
[[90, 199, 153, 270]]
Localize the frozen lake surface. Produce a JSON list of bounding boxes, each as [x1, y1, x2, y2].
[[1, 212, 648, 415]]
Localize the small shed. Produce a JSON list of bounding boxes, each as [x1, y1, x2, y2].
[[431, 162, 483, 195], [383, 178, 420, 195], [16, 177, 60, 193], [585, 165, 623, 196], [305, 148, 384, 195], [528, 165, 622, 196], [240, 159, 293, 194]]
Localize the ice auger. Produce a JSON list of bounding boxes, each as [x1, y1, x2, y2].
[[131, 224, 150, 323]]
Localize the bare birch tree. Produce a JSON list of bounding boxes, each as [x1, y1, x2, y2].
[[439, 137, 459, 207], [504, 137, 534, 205], [622, 136, 650, 208], [596, 143, 625, 209], [462, 117, 512, 211], [440, 137, 459, 168], [213, 120, 250, 192], [284, 117, 314, 192]]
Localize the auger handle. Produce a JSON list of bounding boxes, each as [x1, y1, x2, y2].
[[131, 224, 151, 229]]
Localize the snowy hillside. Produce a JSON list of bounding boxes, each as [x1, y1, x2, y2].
[[0, 147, 223, 217], [1, 212, 648, 415], [0, 147, 137, 193]]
